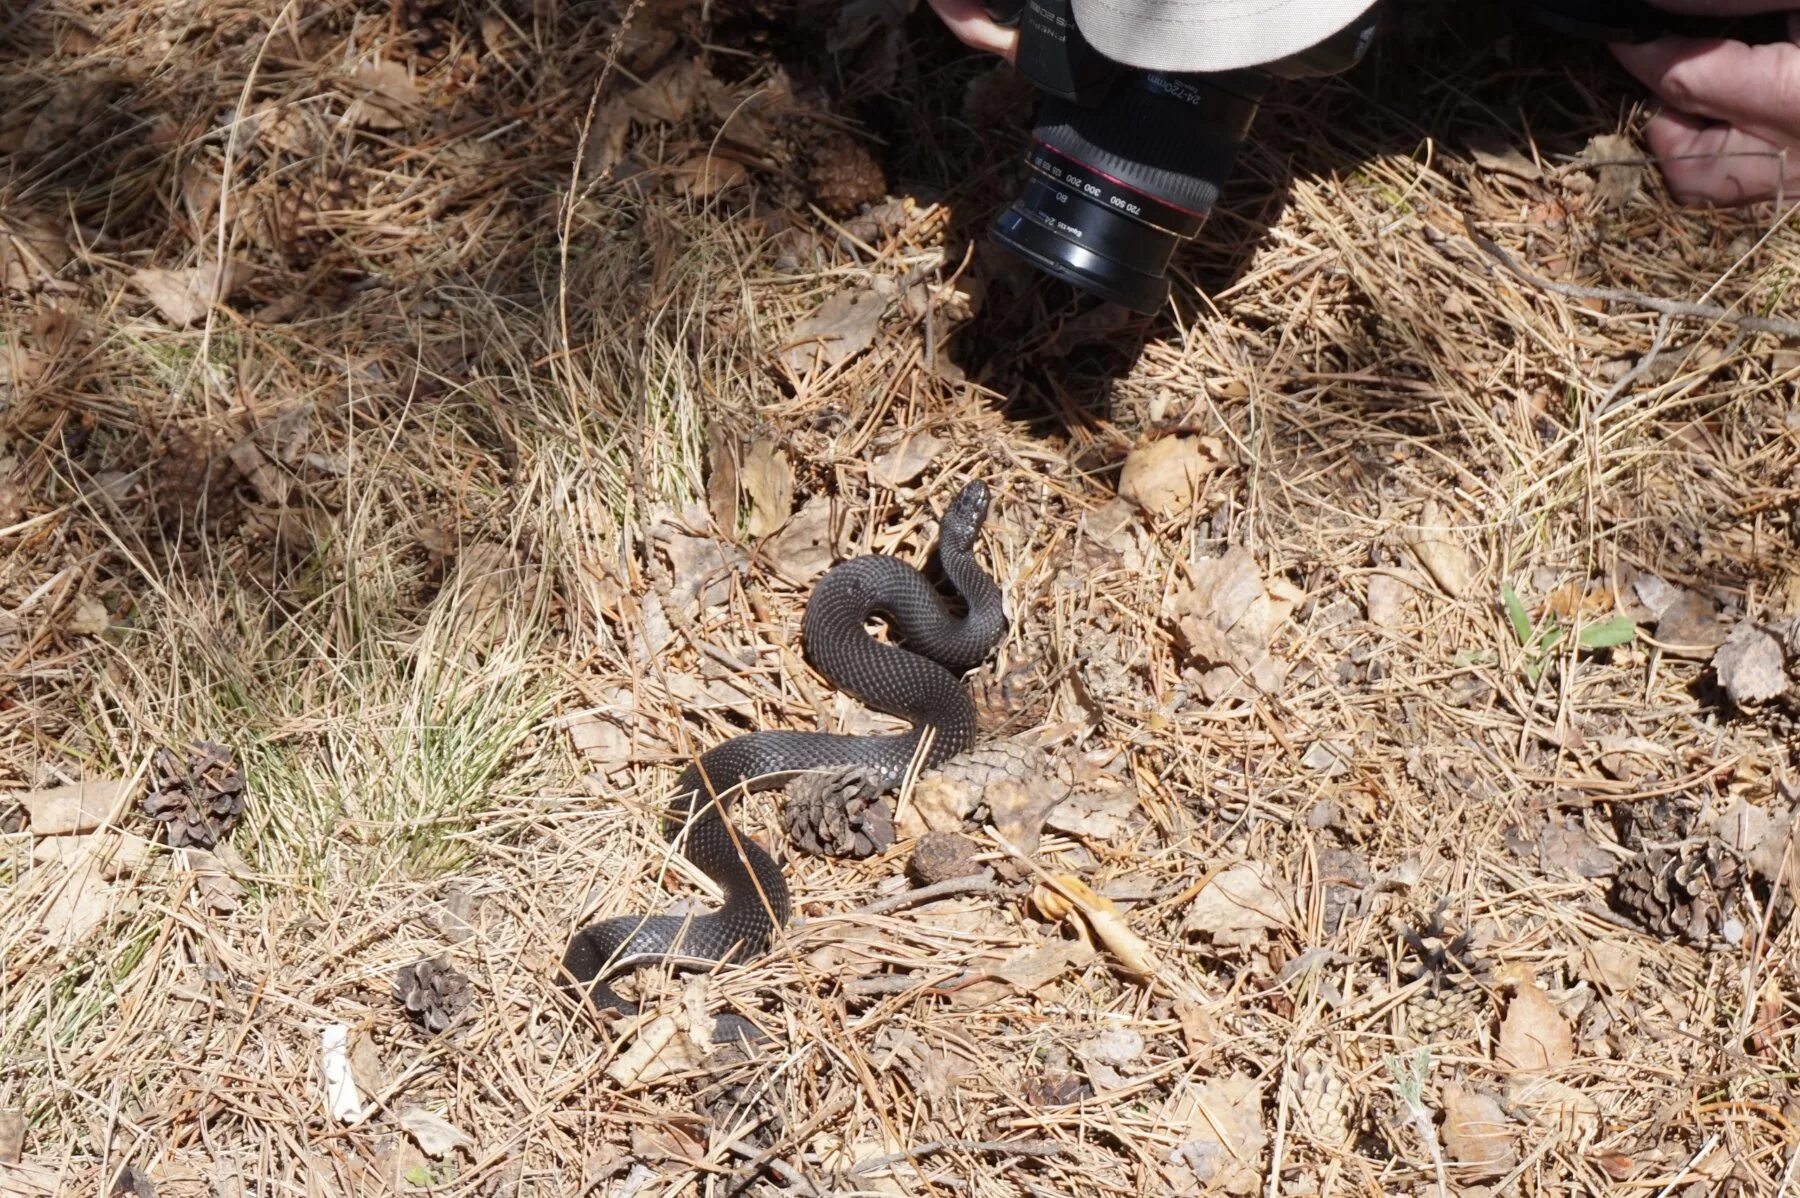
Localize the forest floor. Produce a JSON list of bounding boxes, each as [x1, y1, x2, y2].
[[3, 0, 1800, 1194]]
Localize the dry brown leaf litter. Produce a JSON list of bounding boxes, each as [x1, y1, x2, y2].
[[1, 0, 1799, 1193]]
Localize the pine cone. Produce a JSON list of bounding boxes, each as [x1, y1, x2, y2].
[[150, 429, 243, 539], [1611, 794, 1694, 851], [1396, 900, 1488, 1039], [807, 129, 885, 216], [1406, 987, 1484, 1039], [695, 1042, 784, 1144], [394, 956, 474, 1033], [781, 767, 893, 858], [1608, 839, 1744, 944], [1286, 1055, 1355, 1149], [141, 741, 247, 848], [908, 830, 981, 885]]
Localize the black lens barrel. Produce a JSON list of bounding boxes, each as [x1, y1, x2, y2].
[[988, 70, 1270, 313]]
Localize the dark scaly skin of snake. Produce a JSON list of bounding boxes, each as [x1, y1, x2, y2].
[[559, 480, 1008, 1039]]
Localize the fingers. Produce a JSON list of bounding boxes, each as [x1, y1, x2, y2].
[[925, 0, 1019, 61], [1639, 109, 1797, 204], [1611, 33, 1800, 141]]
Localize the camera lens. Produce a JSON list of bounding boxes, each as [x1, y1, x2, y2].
[[988, 70, 1270, 314]]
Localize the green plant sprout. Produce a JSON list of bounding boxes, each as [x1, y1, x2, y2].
[[1501, 583, 1638, 684]]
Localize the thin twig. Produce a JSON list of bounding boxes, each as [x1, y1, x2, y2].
[[852, 870, 999, 916], [1462, 214, 1800, 339], [850, 1139, 1067, 1174]]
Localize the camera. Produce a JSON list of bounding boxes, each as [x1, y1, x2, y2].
[[979, 0, 1380, 314], [976, 0, 1791, 315]]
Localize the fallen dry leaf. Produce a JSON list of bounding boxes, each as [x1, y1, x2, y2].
[[426, 541, 542, 659], [1366, 571, 1408, 630], [1029, 874, 1157, 979], [669, 153, 749, 198], [63, 593, 108, 636], [986, 777, 1066, 855], [344, 60, 421, 130], [130, 262, 248, 328], [181, 847, 245, 913], [1182, 861, 1289, 947], [0, 211, 73, 292], [988, 937, 1097, 994], [568, 713, 630, 772], [1467, 134, 1542, 181], [605, 977, 712, 1087], [0, 1158, 62, 1198], [1581, 939, 1641, 992], [30, 831, 153, 880], [1043, 784, 1138, 840], [871, 431, 947, 489], [1638, 577, 1725, 658], [1164, 1073, 1267, 1195], [1498, 979, 1576, 1073], [705, 425, 739, 532], [395, 1107, 472, 1158], [1582, 132, 1643, 209], [658, 530, 744, 610], [1536, 814, 1618, 879], [741, 440, 793, 538], [17, 778, 128, 836], [1164, 546, 1300, 692], [1440, 1083, 1517, 1177], [625, 58, 705, 124], [581, 97, 633, 179], [1117, 435, 1227, 519], [766, 494, 836, 586], [900, 769, 982, 837], [1504, 1074, 1600, 1149], [0, 1109, 22, 1165], [1712, 621, 1788, 705], [780, 284, 887, 377], [1402, 498, 1474, 598], [37, 856, 122, 946]]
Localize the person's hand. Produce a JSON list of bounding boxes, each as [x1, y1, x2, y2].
[[1610, 0, 1800, 206], [926, 0, 1018, 62]]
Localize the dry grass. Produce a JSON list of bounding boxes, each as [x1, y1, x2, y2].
[[3, 0, 1799, 1194]]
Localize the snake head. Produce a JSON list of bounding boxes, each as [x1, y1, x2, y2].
[[942, 480, 991, 541]]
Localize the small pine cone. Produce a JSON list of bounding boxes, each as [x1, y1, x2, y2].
[[1608, 839, 1744, 944], [150, 429, 244, 538], [1286, 1055, 1354, 1150], [782, 767, 893, 858], [907, 831, 981, 885], [394, 956, 474, 1033], [1406, 986, 1484, 1040], [142, 741, 247, 849], [1611, 795, 1694, 851], [807, 129, 885, 216], [695, 1043, 784, 1144]]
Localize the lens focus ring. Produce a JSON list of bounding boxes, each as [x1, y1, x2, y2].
[[1030, 71, 1268, 220]]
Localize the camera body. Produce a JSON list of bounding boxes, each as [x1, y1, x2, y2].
[[979, 0, 1378, 313], [978, 0, 1791, 313]]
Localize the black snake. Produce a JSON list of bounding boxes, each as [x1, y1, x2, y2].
[[559, 479, 1008, 1040]]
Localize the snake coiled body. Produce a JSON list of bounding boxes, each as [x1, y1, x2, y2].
[[560, 480, 1007, 1036]]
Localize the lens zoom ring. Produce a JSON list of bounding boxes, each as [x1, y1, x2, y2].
[[1032, 77, 1264, 218]]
